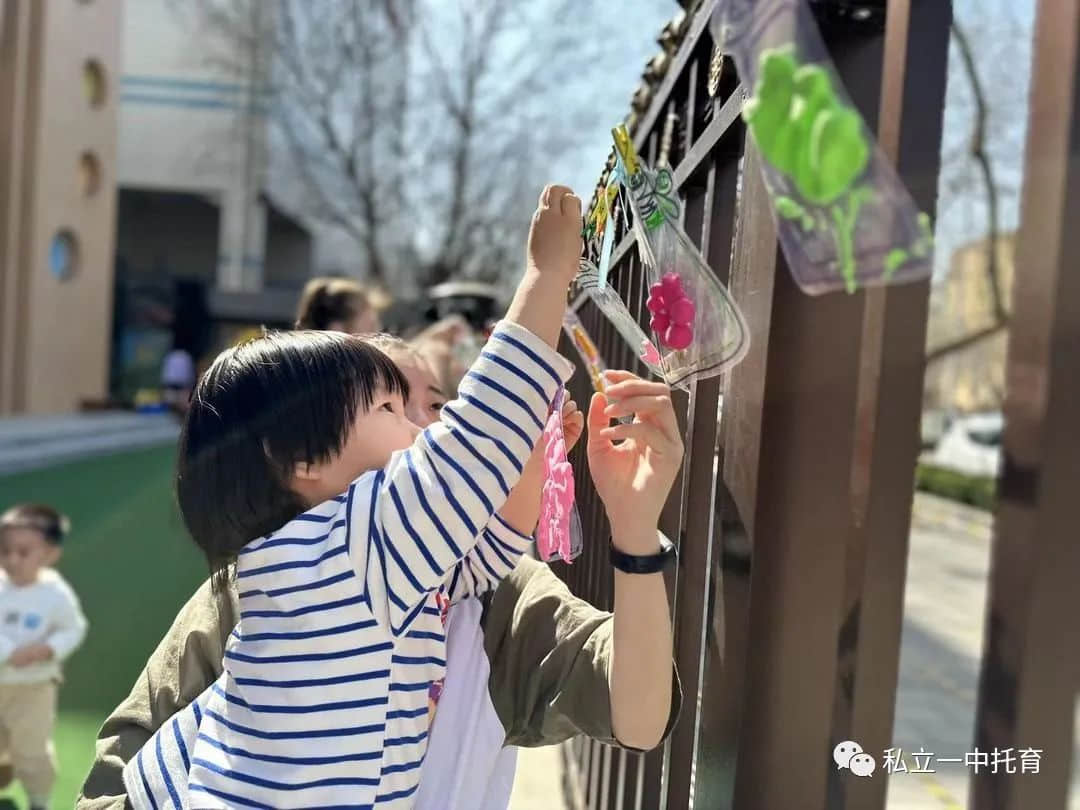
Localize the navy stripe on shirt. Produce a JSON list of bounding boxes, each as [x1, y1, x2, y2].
[[239, 568, 355, 600], [192, 757, 381, 790], [240, 520, 346, 554], [154, 734, 180, 810], [236, 542, 348, 579], [196, 733, 383, 766], [212, 683, 389, 715], [236, 618, 377, 642], [465, 370, 546, 432], [442, 409, 522, 475], [460, 390, 538, 449], [489, 330, 562, 388], [479, 350, 550, 405], [203, 707, 385, 741], [224, 640, 392, 665], [234, 669, 391, 690]]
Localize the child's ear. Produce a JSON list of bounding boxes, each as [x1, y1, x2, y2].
[[45, 545, 61, 566]]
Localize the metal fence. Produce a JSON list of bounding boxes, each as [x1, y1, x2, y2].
[[551, 1, 1079, 808]]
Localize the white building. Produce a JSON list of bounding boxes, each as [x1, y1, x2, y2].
[[111, 0, 314, 396], [117, 1, 313, 301]]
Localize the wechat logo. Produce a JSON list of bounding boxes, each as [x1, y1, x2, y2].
[[834, 740, 876, 778]]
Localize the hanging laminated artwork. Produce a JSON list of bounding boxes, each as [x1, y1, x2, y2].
[[611, 125, 750, 387], [537, 388, 584, 564], [574, 263, 671, 385], [710, 0, 934, 294]]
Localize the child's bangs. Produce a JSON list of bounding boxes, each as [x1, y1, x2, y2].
[[342, 335, 411, 408]]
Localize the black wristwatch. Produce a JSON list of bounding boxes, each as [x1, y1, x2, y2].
[[609, 532, 677, 574]]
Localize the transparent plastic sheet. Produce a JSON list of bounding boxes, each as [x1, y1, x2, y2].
[[537, 388, 584, 563], [574, 263, 672, 386], [710, 0, 934, 294], [611, 126, 751, 387], [562, 309, 610, 395], [562, 309, 633, 423]]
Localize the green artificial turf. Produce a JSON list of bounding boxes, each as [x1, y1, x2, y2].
[[0, 444, 206, 808]]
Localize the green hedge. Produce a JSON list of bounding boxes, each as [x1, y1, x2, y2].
[[915, 463, 997, 511]]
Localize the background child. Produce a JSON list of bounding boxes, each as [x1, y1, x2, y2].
[[0, 504, 88, 810]]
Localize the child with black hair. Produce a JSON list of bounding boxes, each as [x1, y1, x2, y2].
[[124, 185, 584, 809], [0, 503, 88, 810]]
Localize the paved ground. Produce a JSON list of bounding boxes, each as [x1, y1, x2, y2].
[[509, 494, 1079, 809], [510, 746, 569, 810], [0, 411, 179, 474], [885, 494, 1079, 810]]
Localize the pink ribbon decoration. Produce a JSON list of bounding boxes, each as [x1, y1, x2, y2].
[[537, 389, 577, 563]]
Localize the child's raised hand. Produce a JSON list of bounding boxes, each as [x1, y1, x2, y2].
[[586, 371, 683, 534], [527, 184, 583, 282], [562, 395, 584, 452]]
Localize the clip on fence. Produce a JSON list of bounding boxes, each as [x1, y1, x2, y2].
[[711, 0, 934, 294]]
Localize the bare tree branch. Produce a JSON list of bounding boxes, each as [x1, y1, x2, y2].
[[926, 323, 1009, 364], [927, 21, 1013, 367], [950, 20, 1007, 324]]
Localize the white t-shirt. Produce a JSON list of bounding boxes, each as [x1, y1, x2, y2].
[[0, 568, 88, 685], [161, 350, 195, 388], [415, 596, 517, 810]]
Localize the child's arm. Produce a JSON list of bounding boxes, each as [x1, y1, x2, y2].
[[447, 397, 584, 603], [45, 578, 88, 661], [356, 185, 582, 634]]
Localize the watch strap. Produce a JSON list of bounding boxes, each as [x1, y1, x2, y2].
[[609, 534, 676, 574]]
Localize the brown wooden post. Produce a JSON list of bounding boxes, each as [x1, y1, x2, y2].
[[726, 3, 948, 808], [970, 1, 1080, 807], [832, 3, 951, 809]]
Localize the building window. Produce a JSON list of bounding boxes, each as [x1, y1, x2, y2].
[[83, 59, 107, 108], [49, 230, 79, 281], [79, 151, 101, 196]]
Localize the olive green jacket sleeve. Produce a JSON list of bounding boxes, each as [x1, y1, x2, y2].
[[75, 580, 237, 810], [484, 557, 681, 750]]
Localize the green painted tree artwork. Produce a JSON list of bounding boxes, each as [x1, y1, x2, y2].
[[740, 44, 933, 293]]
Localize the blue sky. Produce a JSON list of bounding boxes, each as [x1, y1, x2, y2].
[[555, 0, 1036, 279]]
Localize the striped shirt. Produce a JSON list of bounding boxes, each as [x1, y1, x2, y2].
[[123, 321, 572, 810]]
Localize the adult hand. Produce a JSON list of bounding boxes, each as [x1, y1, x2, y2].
[[586, 371, 683, 537]]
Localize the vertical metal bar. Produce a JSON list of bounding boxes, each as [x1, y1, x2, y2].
[[599, 743, 613, 810], [614, 749, 628, 810], [665, 154, 739, 810], [836, 4, 951, 810], [971, 1, 1080, 807], [633, 751, 646, 810], [588, 738, 602, 810], [685, 57, 699, 156]]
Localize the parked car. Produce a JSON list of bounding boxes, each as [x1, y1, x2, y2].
[[929, 411, 1003, 478], [920, 409, 952, 451]]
